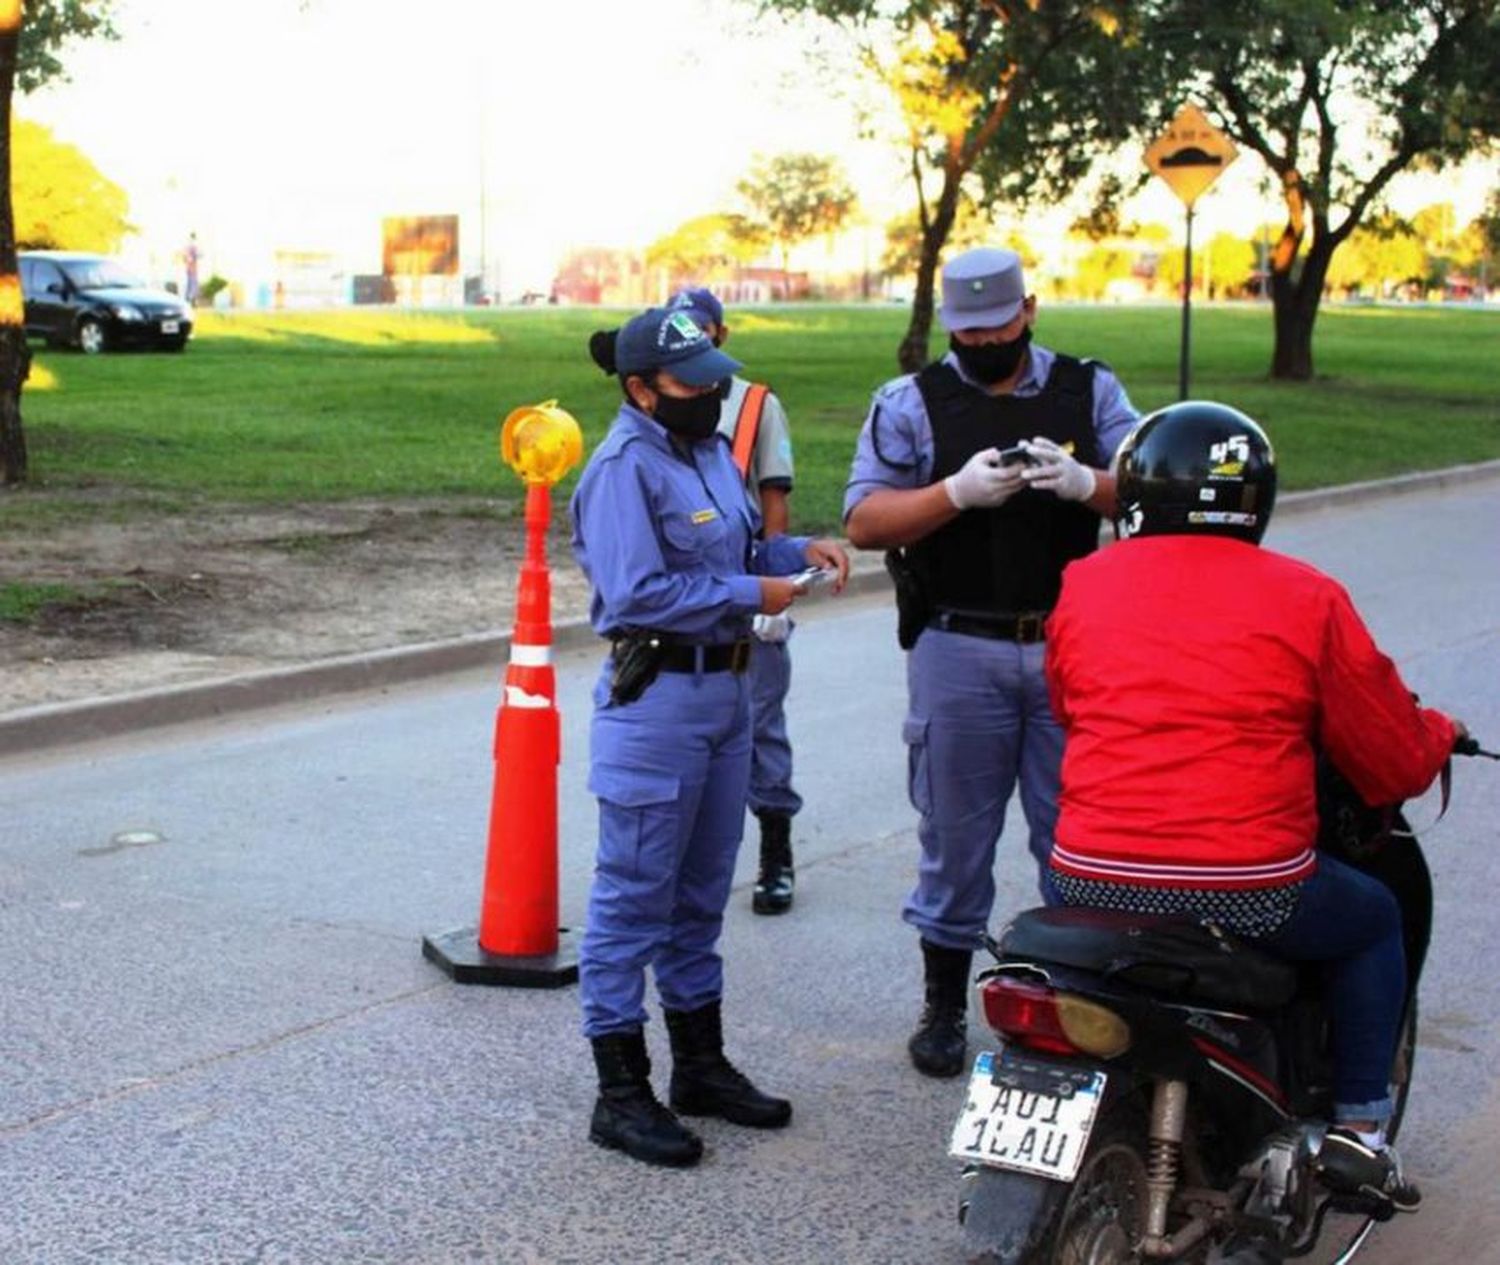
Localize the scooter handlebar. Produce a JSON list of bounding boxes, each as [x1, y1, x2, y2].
[[1454, 734, 1500, 760]]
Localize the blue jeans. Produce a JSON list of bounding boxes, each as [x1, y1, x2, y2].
[[1261, 854, 1406, 1123]]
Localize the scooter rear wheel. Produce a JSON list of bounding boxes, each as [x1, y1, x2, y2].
[[960, 1094, 1152, 1265], [1050, 1135, 1149, 1265]]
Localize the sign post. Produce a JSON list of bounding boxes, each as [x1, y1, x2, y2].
[[1145, 104, 1238, 399]]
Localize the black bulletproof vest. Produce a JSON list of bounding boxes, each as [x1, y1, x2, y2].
[[909, 355, 1101, 615]]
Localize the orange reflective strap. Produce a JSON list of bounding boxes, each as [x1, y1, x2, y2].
[[731, 383, 769, 479]]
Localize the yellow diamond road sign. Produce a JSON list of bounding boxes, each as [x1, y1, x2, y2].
[[1145, 104, 1238, 207]]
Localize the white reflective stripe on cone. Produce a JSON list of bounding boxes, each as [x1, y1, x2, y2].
[[504, 685, 551, 709], [509, 644, 552, 667]]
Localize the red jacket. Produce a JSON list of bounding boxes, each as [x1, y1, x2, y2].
[[1044, 536, 1455, 889]]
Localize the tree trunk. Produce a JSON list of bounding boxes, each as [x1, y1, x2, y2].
[[898, 235, 940, 374], [897, 175, 962, 374], [1269, 236, 1336, 382], [0, 7, 28, 485]]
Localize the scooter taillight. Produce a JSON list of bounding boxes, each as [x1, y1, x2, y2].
[[979, 977, 1075, 1055], [978, 976, 1131, 1059]]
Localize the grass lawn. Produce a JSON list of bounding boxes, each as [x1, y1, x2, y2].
[[6, 303, 1497, 535]]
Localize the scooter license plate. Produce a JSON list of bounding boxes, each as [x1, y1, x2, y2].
[[948, 1048, 1106, 1182]]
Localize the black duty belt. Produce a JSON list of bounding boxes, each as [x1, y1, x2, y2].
[[655, 639, 754, 674], [929, 609, 1051, 644]]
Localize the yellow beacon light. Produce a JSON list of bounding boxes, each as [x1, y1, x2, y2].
[[500, 400, 583, 487]]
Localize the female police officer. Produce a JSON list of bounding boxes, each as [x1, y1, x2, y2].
[[571, 306, 848, 1167]]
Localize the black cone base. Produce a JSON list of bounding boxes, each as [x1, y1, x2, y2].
[[422, 925, 580, 988]]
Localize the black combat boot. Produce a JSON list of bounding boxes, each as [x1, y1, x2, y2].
[[589, 1030, 704, 1168], [752, 811, 795, 915], [908, 939, 972, 1078], [665, 1001, 793, 1129]]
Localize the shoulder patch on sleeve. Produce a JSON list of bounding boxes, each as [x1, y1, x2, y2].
[[593, 430, 635, 461], [875, 373, 918, 402]]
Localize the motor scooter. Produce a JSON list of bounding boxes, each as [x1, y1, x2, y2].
[[952, 737, 1495, 1265]]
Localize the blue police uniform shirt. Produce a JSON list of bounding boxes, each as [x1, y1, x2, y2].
[[842, 343, 1140, 519], [572, 403, 812, 642]]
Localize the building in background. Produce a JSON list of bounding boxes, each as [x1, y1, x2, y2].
[[266, 248, 345, 308], [382, 214, 461, 306], [550, 247, 645, 307]]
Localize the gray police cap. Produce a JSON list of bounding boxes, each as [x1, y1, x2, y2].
[[938, 247, 1027, 332]]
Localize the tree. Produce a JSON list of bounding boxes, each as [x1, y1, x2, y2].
[[1070, 242, 1137, 301], [1410, 201, 1458, 288], [736, 152, 858, 299], [760, 1, 1161, 371], [1478, 188, 1500, 263], [1, 0, 118, 485], [881, 194, 993, 278], [1156, 230, 1258, 298], [16, 0, 114, 91], [1324, 214, 1428, 297], [1151, 0, 1500, 379], [12, 119, 130, 252], [644, 213, 767, 289], [1454, 197, 1500, 294], [1408, 199, 1499, 293]]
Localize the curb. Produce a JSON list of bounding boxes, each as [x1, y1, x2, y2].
[[3, 458, 1498, 759], [0, 561, 895, 759], [1274, 457, 1500, 516]]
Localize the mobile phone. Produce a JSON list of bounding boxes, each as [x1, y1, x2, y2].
[[996, 444, 1039, 468], [790, 566, 836, 590]]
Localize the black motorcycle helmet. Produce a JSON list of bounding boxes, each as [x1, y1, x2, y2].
[[1114, 401, 1277, 544]]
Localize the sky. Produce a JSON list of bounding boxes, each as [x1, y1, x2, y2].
[[24, 0, 907, 292], [21, 0, 1497, 298]]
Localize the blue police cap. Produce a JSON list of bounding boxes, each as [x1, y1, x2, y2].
[[938, 247, 1027, 332], [666, 286, 725, 329], [614, 306, 741, 387]]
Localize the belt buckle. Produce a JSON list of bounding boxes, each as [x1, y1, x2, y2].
[[729, 639, 752, 673], [1015, 613, 1045, 643]]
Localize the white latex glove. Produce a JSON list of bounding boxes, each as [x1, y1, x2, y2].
[[944, 447, 1026, 510], [752, 612, 792, 643], [1020, 436, 1097, 502]]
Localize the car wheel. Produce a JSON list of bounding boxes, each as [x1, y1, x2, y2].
[[76, 317, 107, 355]]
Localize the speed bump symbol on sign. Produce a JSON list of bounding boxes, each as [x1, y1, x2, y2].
[[1145, 104, 1238, 207]]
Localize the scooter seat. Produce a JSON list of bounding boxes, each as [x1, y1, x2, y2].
[[997, 907, 1298, 1010]]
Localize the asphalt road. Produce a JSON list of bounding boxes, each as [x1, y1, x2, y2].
[[2, 477, 1497, 1264]]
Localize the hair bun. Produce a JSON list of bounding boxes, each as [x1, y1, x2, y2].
[[588, 329, 620, 375]]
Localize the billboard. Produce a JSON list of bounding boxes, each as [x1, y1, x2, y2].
[[381, 215, 459, 277]]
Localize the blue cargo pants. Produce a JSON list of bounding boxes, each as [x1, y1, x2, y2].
[[901, 629, 1062, 950], [746, 636, 803, 819], [580, 663, 753, 1039]]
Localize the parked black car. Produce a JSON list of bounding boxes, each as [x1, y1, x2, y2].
[[20, 251, 194, 353]]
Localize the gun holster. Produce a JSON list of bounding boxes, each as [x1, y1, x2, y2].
[[884, 549, 931, 651], [608, 631, 668, 706]]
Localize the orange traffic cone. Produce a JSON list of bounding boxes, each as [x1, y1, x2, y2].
[[424, 404, 583, 988]]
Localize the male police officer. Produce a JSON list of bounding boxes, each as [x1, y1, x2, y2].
[[843, 247, 1139, 1078], [668, 287, 803, 915]]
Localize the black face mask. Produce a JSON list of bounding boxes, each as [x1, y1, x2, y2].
[[651, 388, 723, 441], [950, 327, 1032, 385]]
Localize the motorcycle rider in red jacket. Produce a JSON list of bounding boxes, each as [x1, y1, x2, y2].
[[1043, 401, 1462, 1209]]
